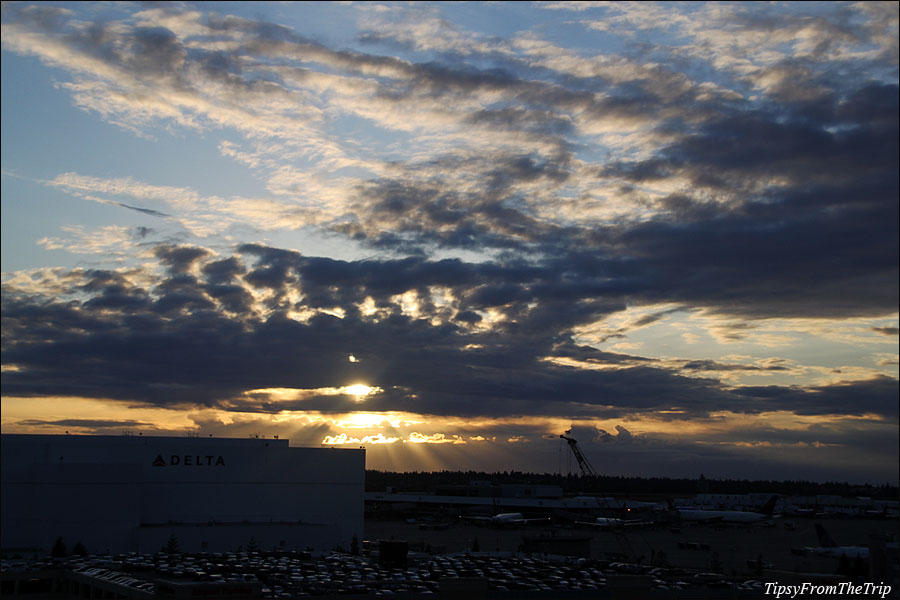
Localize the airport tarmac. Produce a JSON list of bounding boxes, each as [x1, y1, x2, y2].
[[366, 516, 897, 578]]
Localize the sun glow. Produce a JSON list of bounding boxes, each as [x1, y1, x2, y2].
[[341, 413, 391, 428], [344, 384, 374, 397], [322, 432, 399, 445]]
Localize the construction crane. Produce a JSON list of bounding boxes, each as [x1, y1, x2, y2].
[[560, 434, 598, 477], [560, 433, 639, 563]]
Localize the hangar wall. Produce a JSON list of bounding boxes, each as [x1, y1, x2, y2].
[[0, 434, 364, 555]]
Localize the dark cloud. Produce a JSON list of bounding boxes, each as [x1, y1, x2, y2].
[[679, 360, 787, 373], [78, 270, 152, 311], [872, 327, 899, 337], [466, 107, 575, 136], [733, 376, 899, 419], [127, 26, 186, 75], [3, 246, 894, 429], [202, 257, 245, 284], [547, 342, 652, 366], [339, 86, 897, 320], [8, 3, 71, 30], [111, 201, 170, 218], [155, 245, 211, 274]]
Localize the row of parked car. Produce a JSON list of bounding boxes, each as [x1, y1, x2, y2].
[[2, 549, 762, 597], [73, 566, 156, 594]]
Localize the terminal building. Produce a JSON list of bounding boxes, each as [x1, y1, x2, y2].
[[1, 434, 364, 556]]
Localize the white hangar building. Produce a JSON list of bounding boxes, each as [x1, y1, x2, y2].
[[0, 434, 365, 555]]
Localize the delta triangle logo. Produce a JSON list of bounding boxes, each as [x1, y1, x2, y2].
[[152, 454, 167, 467]]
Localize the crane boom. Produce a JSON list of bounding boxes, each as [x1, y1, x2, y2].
[[560, 434, 598, 477], [560, 433, 639, 562]]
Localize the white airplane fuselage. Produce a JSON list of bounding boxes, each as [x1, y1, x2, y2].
[[462, 512, 549, 528], [677, 508, 772, 523]]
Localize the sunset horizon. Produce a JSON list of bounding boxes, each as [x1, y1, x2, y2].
[[2, 1, 897, 485]]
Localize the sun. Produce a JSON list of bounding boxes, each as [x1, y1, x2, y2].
[[344, 384, 373, 397]]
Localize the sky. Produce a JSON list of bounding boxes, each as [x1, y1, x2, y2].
[[1, 1, 898, 484]]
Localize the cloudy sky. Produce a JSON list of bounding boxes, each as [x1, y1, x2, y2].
[[2, 1, 897, 483]]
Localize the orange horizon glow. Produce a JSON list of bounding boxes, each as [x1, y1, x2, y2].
[[3, 395, 885, 445], [2, 394, 893, 477]]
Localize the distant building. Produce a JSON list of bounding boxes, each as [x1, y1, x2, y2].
[[0, 434, 364, 555], [435, 481, 562, 499]]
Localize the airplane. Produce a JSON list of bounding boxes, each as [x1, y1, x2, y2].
[[862, 507, 893, 519], [670, 496, 780, 524], [789, 507, 830, 518], [460, 512, 551, 528], [804, 524, 869, 559], [576, 516, 654, 528], [786, 502, 830, 519]]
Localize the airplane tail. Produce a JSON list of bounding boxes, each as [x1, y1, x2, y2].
[[761, 495, 779, 516], [815, 523, 838, 548]]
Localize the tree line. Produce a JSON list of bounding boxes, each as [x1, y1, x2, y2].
[[365, 470, 899, 498]]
